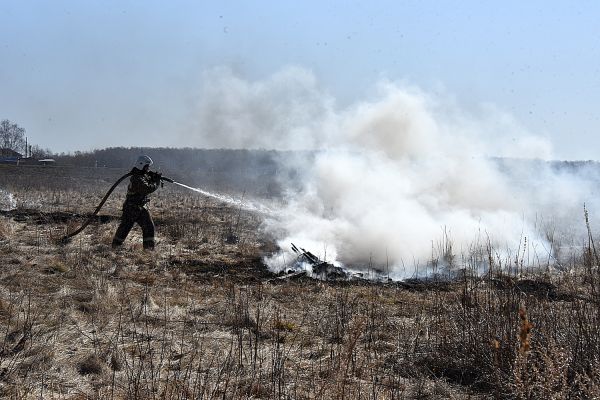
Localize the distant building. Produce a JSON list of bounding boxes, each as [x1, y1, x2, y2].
[[0, 148, 22, 157], [38, 159, 56, 166], [0, 148, 22, 164], [0, 148, 57, 166]]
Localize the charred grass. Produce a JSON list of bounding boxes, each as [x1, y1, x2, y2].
[[1, 166, 600, 398]]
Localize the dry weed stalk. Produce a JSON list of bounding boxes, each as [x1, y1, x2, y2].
[[518, 307, 533, 354]]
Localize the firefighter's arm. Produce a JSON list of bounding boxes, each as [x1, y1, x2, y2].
[[130, 173, 160, 195], [144, 174, 161, 192]]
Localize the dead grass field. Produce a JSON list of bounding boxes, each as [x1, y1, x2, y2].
[[1, 165, 600, 399]]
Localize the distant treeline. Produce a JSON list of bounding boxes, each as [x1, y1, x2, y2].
[[53, 148, 600, 198], [492, 157, 600, 174], [53, 147, 300, 197]]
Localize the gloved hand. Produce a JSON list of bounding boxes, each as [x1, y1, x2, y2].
[[148, 170, 162, 183]]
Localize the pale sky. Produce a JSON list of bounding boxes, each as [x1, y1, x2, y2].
[[1, 1, 599, 159]]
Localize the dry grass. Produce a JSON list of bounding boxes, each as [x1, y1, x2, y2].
[[0, 219, 11, 241], [1, 165, 600, 398]]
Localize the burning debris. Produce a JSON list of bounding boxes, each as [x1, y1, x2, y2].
[[287, 243, 350, 280], [270, 243, 397, 282]]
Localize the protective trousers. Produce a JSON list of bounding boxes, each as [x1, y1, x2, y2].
[[111, 202, 155, 249]]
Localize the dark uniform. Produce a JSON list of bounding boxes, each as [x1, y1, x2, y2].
[[112, 169, 160, 249]]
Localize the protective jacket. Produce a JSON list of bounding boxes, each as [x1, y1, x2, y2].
[[124, 168, 160, 206]]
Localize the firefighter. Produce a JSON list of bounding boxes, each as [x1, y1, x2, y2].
[[111, 155, 162, 250]]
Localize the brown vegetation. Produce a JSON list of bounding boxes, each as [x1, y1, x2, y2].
[[1, 165, 600, 399]]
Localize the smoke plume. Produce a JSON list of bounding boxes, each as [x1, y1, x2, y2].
[[193, 67, 599, 277]]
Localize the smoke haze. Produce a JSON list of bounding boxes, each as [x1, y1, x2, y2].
[[193, 67, 598, 277]]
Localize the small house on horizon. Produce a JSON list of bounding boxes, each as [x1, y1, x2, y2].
[[0, 148, 56, 166], [0, 148, 23, 164], [0, 148, 23, 158], [38, 158, 56, 166]]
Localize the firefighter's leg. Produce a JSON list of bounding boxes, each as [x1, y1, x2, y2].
[[138, 208, 155, 250], [112, 207, 136, 248]]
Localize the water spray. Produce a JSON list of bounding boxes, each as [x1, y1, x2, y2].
[[171, 181, 275, 214], [60, 170, 274, 243]]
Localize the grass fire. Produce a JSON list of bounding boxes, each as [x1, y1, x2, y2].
[[2, 149, 600, 398]]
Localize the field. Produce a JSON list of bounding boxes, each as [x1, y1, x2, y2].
[[1, 164, 600, 399]]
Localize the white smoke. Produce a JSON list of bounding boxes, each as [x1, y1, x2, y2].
[[192, 66, 337, 150], [0, 189, 17, 212], [192, 67, 599, 277]]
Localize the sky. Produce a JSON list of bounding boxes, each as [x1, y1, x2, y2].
[[1, 1, 599, 160]]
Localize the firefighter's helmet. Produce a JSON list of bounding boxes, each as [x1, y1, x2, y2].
[[134, 155, 153, 170]]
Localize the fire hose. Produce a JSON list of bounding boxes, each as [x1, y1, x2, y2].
[[60, 170, 173, 243]]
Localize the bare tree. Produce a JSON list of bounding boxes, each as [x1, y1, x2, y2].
[[0, 119, 26, 153], [29, 145, 51, 158]]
